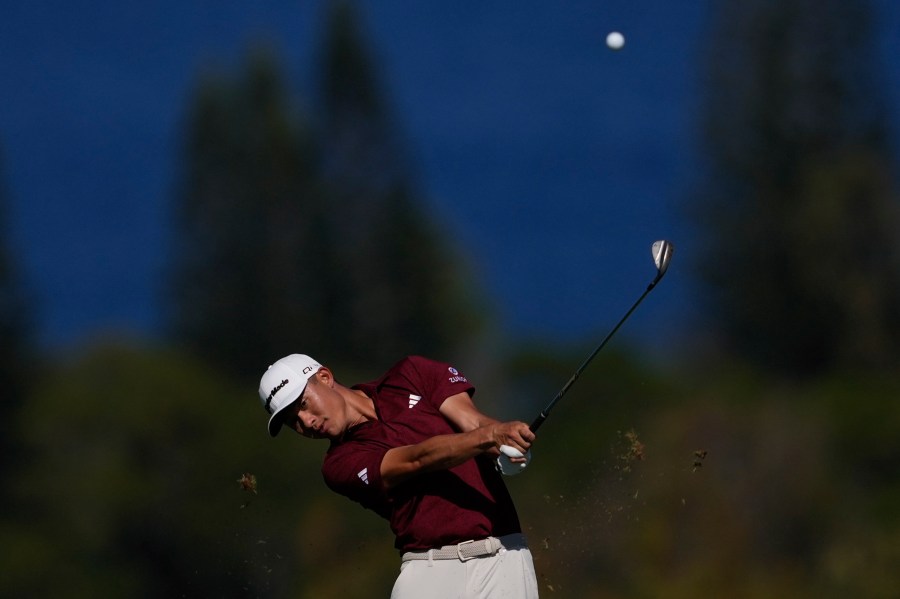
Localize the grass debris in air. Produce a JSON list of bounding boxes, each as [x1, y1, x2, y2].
[[615, 428, 645, 474], [692, 449, 708, 472], [238, 472, 258, 494]]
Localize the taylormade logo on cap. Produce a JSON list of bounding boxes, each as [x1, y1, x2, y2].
[[265, 379, 289, 413], [258, 354, 322, 437]]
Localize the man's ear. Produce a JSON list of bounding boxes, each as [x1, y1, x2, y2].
[[316, 367, 334, 387]]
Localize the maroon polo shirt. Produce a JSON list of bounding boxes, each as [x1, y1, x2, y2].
[[321, 356, 522, 553]]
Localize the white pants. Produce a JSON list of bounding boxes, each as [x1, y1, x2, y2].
[[391, 540, 539, 599]]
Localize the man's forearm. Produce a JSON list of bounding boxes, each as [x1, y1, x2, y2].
[[381, 425, 495, 489]]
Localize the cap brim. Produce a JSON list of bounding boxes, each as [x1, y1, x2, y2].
[[266, 385, 305, 437]]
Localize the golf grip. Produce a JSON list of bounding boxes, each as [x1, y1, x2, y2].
[[529, 278, 660, 433]]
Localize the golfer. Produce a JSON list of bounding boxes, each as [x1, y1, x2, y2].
[[258, 353, 539, 598]]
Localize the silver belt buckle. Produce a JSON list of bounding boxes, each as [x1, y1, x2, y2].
[[456, 539, 477, 561]]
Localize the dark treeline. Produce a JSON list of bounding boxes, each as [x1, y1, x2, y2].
[[2, 0, 899, 596], [0, 148, 34, 506], [690, 0, 900, 376]]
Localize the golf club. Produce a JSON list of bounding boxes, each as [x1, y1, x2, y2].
[[529, 240, 674, 433]]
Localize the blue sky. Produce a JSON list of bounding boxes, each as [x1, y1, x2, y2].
[[1, 1, 898, 352]]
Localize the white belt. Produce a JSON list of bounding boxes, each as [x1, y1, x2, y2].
[[401, 533, 527, 563]]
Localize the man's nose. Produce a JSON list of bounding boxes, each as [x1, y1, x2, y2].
[[299, 412, 316, 430]]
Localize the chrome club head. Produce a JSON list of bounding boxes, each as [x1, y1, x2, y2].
[[651, 240, 674, 278]]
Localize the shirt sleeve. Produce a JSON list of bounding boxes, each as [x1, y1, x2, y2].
[[322, 433, 393, 517], [405, 356, 476, 411]]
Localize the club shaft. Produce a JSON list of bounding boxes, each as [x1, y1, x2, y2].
[[530, 276, 661, 433]]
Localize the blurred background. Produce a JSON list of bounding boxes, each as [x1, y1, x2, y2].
[[2, 0, 899, 597]]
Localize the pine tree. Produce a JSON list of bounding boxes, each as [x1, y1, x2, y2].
[[313, 0, 485, 367], [169, 4, 487, 377], [692, 0, 900, 375], [0, 148, 34, 481], [169, 49, 328, 378]]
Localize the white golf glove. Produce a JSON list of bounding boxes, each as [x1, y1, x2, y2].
[[496, 444, 532, 476]]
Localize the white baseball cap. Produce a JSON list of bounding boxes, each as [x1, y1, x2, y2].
[[258, 354, 323, 437]]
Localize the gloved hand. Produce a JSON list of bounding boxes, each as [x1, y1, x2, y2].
[[496, 444, 532, 476]]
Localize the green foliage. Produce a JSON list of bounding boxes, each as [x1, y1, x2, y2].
[[691, 0, 900, 376], [6, 343, 306, 596], [513, 363, 900, 598], [2, 341, 899, 597]]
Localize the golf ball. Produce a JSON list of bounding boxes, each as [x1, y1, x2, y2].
[[606, 31, 625, 51]]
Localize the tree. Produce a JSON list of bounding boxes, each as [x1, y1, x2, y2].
[[169, 48, 329, 379], [691, 0, 900, 375], [3, 343, 327, 597], [0, 148, 33, 478], [313, 0, 486, 367], [170, 4, 488, 379]]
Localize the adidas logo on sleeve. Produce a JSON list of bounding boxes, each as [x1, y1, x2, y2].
[[408, 394, 421, 409]]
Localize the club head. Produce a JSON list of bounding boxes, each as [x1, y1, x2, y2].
[[651, 240, 674, 278]]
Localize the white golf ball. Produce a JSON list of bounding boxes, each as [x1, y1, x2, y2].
[[606, 31, 625, 51]]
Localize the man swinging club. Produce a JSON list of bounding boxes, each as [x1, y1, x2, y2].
[[258, 354, 540, 598]]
